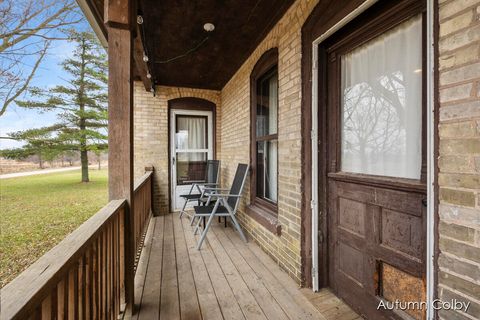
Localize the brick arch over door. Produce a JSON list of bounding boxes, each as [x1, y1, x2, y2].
[[133, 82, 220, 215], [163, 87, 221, 106]]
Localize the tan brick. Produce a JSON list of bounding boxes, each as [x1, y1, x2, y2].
[[439, 253, 480, 280], [475, 156, 480, 172], [439, 173, 480, 189], [440, 9, 475, 36], [440, 188, 476, 207], [439, 155, 475, 173], [439, 221, 476, 242], [439, 289, 480, 319], [440, 0, 480, 20], [439, 121, 477, 138], [440, 271, 480, 299], [440, 138, 480, 154], [440, 100, 480, 120], [439, 43, 480, 70], [440, 237, 480, 264], [440, 83, 474, 103], [440, 62, 480, 86], [439, 24, 480, 52]]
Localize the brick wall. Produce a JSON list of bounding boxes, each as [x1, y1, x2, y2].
[[218, 0, 319, 283], [437, 1, 480, 319], [133, 83, 221, 215]]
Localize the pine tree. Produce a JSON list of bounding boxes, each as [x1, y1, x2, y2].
[[1, 126, 62, 169], [14, 30, 107, 182]]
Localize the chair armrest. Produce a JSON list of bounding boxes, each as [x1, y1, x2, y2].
[[204, 193, 241, 198], [204, 187, 229, 191], [184, 179, 206, 184]]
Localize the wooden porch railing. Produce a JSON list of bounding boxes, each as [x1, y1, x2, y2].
[[0, 170, 154, 320], [133, 170, 153, 267]]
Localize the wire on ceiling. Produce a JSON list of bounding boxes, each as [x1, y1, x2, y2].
[[154, 36, 210, 64]]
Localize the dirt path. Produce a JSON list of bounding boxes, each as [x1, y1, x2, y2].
[[0, 166, 94, 179]]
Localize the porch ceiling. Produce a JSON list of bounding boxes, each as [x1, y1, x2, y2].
[[139, 0, 294, 90]]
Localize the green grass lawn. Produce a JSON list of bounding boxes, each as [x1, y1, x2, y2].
[[0, 169, 108, 287]]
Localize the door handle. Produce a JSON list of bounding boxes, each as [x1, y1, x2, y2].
[[172, 157, 175, 165]]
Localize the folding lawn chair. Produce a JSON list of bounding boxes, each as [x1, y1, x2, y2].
[[192, 163, 249, 249], [179, 159, 220, 219]]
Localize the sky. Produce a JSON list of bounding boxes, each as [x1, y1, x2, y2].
[[0, 4, 98, 150]]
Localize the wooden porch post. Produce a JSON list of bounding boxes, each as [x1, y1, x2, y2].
[[105, 0, 135, 315]]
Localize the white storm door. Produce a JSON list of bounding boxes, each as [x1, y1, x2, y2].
[[170, 109, 213, 211]]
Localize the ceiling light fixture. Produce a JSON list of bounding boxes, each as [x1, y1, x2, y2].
[[203, 23, 215, 32]]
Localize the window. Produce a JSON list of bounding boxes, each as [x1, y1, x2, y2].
[[340, 15, 423, 180], [256, 68, 278, 203], [250, 48, 279, 216]]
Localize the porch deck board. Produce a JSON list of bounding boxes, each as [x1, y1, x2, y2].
[[301, 289, 362, 320], [133, 214, 358, 320], [136, 216, 165, 320], [174, 214, 203, 319], [159, 214, 180, 319]]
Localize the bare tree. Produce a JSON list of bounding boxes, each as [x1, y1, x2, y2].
[[0, 0, 82, 116]]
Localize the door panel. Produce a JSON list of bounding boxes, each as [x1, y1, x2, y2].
[[338, 197, 366, 236], [322, 2, 427, 319], [381, 208, 423, 260]]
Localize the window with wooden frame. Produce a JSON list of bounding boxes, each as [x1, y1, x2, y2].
[[248, 48, 280, 231]]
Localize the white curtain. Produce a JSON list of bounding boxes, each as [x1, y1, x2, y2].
[[340, 15, 422, 180], [266, 141, 278, 202], [176, 117, 206, 161], [267, 75, 278, 202], [269, 74, 278, 134]]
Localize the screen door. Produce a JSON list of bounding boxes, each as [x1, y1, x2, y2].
[[170, 109, 213, 211]]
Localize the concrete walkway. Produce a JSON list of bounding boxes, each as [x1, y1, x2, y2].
[[0, 166, 87, 179]]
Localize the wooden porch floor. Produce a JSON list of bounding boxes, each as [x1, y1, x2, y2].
[[133, 214, 360, 320]]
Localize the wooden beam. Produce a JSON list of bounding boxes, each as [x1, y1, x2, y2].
[[105, 0, 135, 316], [133, 24, 152, 91], [105, 0, 131, 28]]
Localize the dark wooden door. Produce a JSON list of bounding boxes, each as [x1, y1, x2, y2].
[[322, 1, 427, 319], [327, 179, 426, 319]]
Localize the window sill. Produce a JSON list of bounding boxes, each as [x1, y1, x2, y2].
[[246, 204, 281, 236]]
